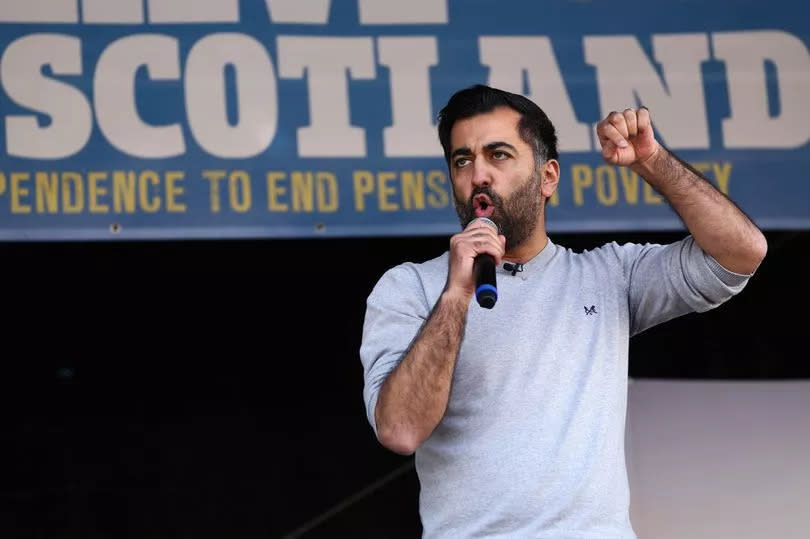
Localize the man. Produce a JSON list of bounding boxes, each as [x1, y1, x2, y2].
[[360, 85, 766, 538]]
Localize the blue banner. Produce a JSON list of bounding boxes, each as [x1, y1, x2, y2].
[[0, 0, 808, 240]]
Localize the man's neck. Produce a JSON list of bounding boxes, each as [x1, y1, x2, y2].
[[504, 226, 549, 265]]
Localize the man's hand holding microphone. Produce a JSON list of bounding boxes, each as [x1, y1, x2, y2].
[[444, 218, 506, 309]]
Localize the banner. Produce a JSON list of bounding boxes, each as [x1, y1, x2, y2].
[[1, 0, 808, 240]]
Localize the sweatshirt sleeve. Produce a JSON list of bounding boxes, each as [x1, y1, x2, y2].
[[359, 264, 432, 437], [612, 236, 754, 336]]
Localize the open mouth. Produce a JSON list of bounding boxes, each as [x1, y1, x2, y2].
[[473, 194, 495, 218]]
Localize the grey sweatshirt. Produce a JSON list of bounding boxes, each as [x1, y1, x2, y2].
[[360, 236, 752, 538]]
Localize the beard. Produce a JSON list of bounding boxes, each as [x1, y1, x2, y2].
[[454, 171, 543, 251]]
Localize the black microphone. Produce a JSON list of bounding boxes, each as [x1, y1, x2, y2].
[[472, 217, 498, 309], [503, 262, 524, 276]]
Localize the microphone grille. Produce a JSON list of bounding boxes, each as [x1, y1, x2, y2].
[[471, 217, 498, 233]]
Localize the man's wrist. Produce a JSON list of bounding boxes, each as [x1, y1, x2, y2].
[[439, 287, 471, 309], [630, 143, 667, 179]]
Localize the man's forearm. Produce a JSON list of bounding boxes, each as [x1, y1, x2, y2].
[[632, 147, 767, 274], [375, 290, 469, 455]]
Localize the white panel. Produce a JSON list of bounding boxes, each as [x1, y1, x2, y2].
[[627, 380, 810, 539]]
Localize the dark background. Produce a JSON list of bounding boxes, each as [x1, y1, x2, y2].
[[1, 228, 807, 538]]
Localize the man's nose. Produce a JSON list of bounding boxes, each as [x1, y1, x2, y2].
[[471, 160, 493, 188]]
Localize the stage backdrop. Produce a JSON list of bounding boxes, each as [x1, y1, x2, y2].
[[1, 0, 808, 240]]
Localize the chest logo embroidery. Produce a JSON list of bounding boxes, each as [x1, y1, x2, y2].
[[584, 305, 598, 315]]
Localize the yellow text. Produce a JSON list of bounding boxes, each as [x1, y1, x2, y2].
[[265, 171, 338, 213], [0, 170, 186, 214], [569, 161, 732, 207], [352, 170, 449, 212]]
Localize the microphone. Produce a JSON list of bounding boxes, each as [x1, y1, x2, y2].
[[503, 262, 524, 276], [471, 217, 498, 309]]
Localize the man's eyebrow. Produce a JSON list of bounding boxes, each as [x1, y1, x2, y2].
[[450, 141, 518, 160], [484, 141, 518, 153], [450, 147, 472, 160]]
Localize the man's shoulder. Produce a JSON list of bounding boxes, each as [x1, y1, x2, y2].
[[371, 251, 449, 294], [559, 238, 678, 264], [551, 239, 634, 264], [550, 238, 683, 283]]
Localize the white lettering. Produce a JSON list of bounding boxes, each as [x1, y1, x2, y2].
[[95, 35, 184, 158], [82, 0, 143, 24], [148, 0, 238, 23], [264, 0, 331, 24], [2, 34, 92, 159], [277, 37, 375, 157], [481, 36, 592, 152], [0, 0, 77, 23], [378, 37, 441, 157], [584, 34, 710, 149], [185, 33, 278, 158], [358, 0, 447, 24], [713, 30, 810, 149]]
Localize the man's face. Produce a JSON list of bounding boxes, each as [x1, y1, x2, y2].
[[449, 107, 543, 250]]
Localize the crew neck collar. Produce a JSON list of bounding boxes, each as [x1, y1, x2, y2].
[[499, 237, 557, 278]]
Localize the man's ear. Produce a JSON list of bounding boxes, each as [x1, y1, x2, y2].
[[540, 159, 560, 200]]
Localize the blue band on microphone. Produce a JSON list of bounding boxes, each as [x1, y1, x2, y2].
[[475, 284, 497, 298]]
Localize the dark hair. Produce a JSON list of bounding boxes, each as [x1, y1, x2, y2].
[[437, 84, 558, 166]]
